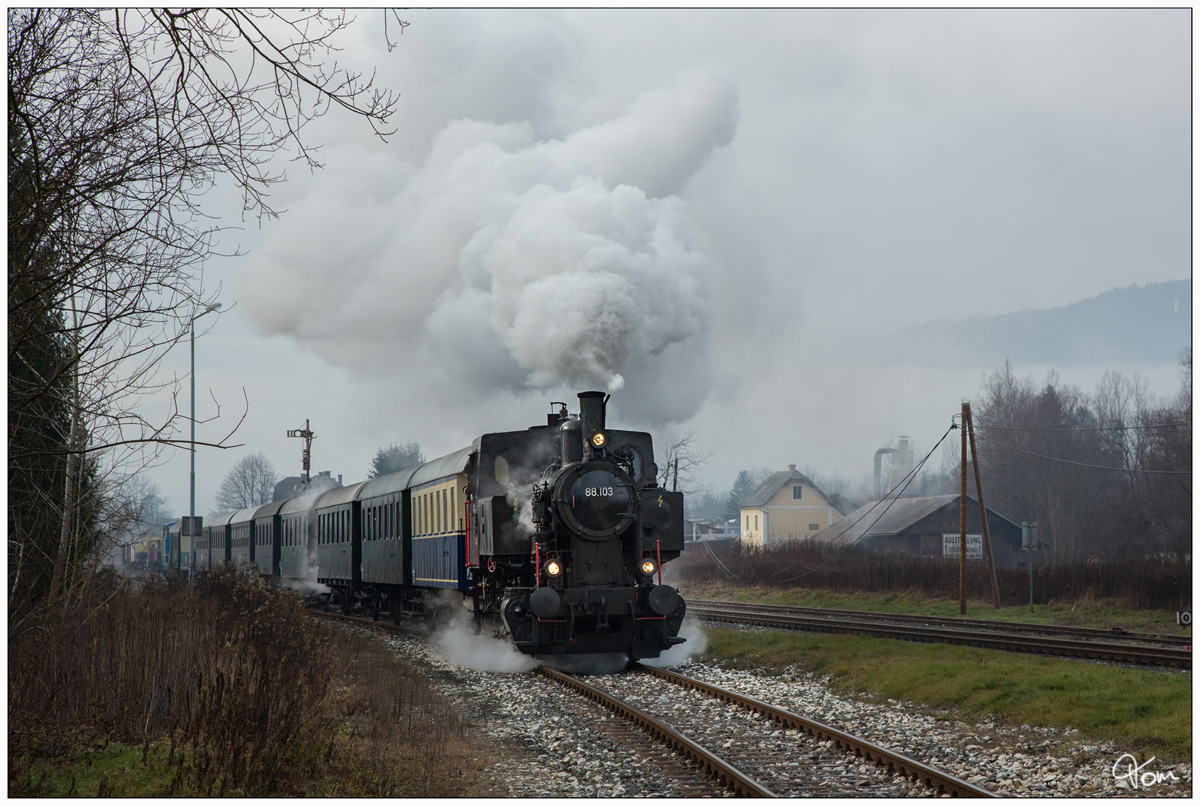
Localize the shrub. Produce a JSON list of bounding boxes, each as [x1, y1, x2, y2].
[[9, 565, 485, 796]]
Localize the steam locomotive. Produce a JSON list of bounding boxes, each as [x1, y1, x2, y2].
[[174, 392, 687, 662]]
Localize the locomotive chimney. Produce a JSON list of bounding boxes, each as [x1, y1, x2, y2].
[[578, 391, 608, 461]]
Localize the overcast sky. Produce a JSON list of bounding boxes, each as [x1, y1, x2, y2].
[[143, 9, 1191, 515]]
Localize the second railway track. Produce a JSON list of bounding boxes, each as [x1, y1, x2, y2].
[[689, 599, 1191, 669]]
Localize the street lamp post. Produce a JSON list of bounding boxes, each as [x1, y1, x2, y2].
[[189, 302, 221, 585]]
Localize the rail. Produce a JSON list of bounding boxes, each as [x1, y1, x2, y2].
[[536, 666, 775, 797], [691, 599, 1192, 645], [632, 663, 998, 798], [688, 601, 1191, 669]]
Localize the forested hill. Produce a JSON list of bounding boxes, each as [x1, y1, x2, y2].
[[903, 279, 1191, 368]]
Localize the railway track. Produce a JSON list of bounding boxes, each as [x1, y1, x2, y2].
[[316, 609, 996, 796], [688, 599, 1191, 669], [540, 664, 997, 797]]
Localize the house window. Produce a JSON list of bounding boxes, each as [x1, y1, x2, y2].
[[745, 515, 750, 532], [792, 485, 803, 500], [754, 515, 759, 531], [809, 523, 820, 531]]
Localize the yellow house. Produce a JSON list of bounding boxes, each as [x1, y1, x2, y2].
[[739, 465, 844, 548]]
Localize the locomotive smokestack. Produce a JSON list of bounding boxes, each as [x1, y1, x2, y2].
[[578, 391, 608, 460]]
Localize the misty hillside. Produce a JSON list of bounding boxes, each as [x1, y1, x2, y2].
[[902, 279, 1191, 368]]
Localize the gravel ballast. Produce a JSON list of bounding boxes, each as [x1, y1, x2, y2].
[[371, 620, 1191, 798]]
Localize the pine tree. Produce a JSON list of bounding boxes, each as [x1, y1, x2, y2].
[[368, 442, 425, 479]]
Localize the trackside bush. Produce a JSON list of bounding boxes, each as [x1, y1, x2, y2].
[[9, 565, 484, 796]]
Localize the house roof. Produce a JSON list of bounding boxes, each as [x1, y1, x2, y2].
[[810, 494, 1021, 547], [740, 468, 843, 515]]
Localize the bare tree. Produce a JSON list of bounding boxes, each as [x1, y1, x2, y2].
[[654, 428, 714, 519], [214, 453, 279, 512], [8, 9, 405, 617]]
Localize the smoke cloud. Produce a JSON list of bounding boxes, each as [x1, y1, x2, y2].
[[433, 592, 538, 673], [241, 68, 739, 426]]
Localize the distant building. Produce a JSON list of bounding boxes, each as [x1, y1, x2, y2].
[[739, 465, 845, 548], [273, 470, 342, 502], [683, 518, 738, 542], [810, 494, 1025, 566]]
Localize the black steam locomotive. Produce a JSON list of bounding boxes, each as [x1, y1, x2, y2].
[[177, 392, 687, 662]]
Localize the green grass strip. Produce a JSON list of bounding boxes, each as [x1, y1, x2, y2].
[[683, 582, 1191, 635], [702, 626, 1191, 760], [10, 743, 187, 797]]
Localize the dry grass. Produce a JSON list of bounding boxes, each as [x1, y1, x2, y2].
[[8, 566, 494, 797]]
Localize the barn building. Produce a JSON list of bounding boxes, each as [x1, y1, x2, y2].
[[809, 494, 1025, 566], [739, 465, 846, 548]]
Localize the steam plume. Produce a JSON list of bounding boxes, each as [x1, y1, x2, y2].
[[241, 69, 739, 425]]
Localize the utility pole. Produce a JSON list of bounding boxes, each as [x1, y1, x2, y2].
[[959, 403, 967, 615], [964, 403, 1001, 608], [288, 420, 315, 491], [1022, 521, 1038, 612], [188, 302, 221, 586]]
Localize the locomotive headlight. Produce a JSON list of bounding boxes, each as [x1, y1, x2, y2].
[[590, 431, 607, 448], [640, 559, 657, 576], [545, 559, 562, 577]]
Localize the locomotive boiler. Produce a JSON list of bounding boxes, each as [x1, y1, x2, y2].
[[472, 391, 687, 660]]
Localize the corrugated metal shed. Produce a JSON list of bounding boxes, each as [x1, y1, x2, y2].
[[409, 446, 473, 488], [811, 494, 1021, 549]]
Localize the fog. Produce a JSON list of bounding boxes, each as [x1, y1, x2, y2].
[[142, 10, 1189, 513]]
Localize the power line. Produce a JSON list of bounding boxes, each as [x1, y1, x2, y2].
[[770, 422, 958, 583], [973, 422, 1189, 433], [970, 431, 1191, 475]]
